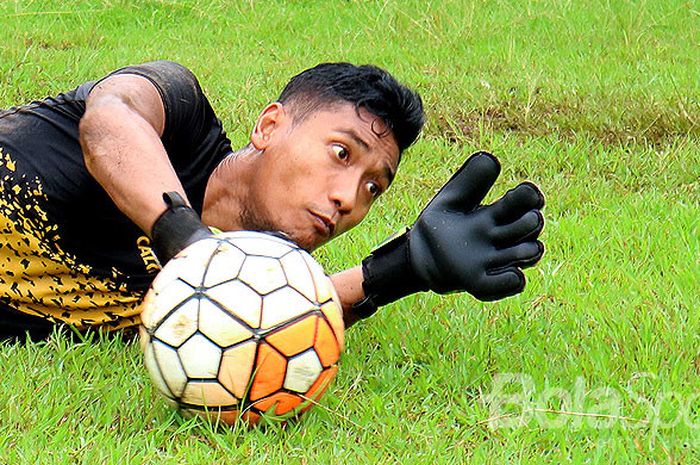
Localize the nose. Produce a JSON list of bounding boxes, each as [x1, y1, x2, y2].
[[329, 174, 360, 215]]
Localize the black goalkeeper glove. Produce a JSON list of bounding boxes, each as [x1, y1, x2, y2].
[[354, 151, 545, 319], [150, 192, 212, 265]]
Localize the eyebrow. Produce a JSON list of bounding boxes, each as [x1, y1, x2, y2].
[[337, 129, 370, 151]]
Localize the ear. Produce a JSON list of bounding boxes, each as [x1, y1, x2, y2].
[[250, 102, 287, 150]]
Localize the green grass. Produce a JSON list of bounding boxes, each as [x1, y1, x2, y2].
[[0, 0, 698, 463]]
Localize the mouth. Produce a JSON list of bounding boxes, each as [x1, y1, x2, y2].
[[309, 211, 335, 238]]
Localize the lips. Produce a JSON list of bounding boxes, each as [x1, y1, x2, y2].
[[309, 211, 335, 237]]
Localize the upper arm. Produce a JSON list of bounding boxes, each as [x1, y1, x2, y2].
[[88, 61, 217, 157], [85, 74, 166, 136], [81, 60, 220, 172]]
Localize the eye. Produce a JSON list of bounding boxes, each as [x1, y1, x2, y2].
[[332, 144, 349, 162], [366, 181, 382, 198]]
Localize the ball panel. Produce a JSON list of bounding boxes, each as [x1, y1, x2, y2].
[[216, 410, 241, 426], [230, 237, 292, 258], [143, 340, 174, 399], [172, 236, 221, 258], [219, 340, 257, 399], [202, 243, 245, 287], [265, 314, 317, 357], [153, 298, 199, 347], [279, 251, 317, 301], [216, 409, 251, 426], [139, 291, 159, 332], [205, 280, 262, 329], [260, 287, 316, 330], [221, 230, 296, 248], [302, 365, 338, 412], [199, 299, 253, 347], [180, 381, 238, 407], [152, 340, 187, 398], [329, 284, 342, 314], [249, 343, 287, 401], [138, 324, 149, 353], [283, 349, 323, 393], [238, 256, 287, 295], [141, 280, 194, 332], [181, 407, 260, 426], [314, 276, 335, 304], [177, 334, 222, 379], [299, 251, 334, 302], [320, 301, 345, 350], [253, 392, 302, 416], [169, 238, 221, 286], [181, 407, 231, 425], [314, 318, 340, 368], [241, 410, 261, 425], [149, 254, 189, 294]]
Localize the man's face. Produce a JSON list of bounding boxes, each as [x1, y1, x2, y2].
[[242, 102, 400, 250]]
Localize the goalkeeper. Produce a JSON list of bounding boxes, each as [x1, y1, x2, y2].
[[0, 61, 544, 339]]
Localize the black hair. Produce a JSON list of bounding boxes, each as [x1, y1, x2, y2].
[[277, 62, 424, 154]]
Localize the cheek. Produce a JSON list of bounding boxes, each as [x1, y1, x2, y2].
[[266, 174, 315, 227], [263, 148, 334, 212], [291, 161, 332, 199], [263, 161, 303, 200], [278, 153, 317, 189]]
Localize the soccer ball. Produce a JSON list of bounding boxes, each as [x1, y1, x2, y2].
[[139, 231, 345, 425]]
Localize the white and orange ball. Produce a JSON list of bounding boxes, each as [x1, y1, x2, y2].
[[139, 231, 345, 425]]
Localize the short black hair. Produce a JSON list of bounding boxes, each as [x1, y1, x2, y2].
[[277, 62, 424, 154]]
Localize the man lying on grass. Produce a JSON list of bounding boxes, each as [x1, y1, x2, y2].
[[0, 61, 545, 340]]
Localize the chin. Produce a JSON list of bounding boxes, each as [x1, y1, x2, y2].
[[284, 230, 324, 251], [292, 236, 320, 252]]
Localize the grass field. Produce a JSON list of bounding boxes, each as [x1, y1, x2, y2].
[[0, 0, 698, 463]]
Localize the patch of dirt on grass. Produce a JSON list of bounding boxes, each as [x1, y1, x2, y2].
[[431, 96, 698, 146], [24, 37, 75, 51]]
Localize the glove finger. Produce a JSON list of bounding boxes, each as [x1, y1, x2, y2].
[[489, 241, 544, 270], [490, 182, 545, 225], [431, 151, 501, 212], [472, 268, 526, 301], [491, 210, 544, 246], [517, 223, 544, 244]]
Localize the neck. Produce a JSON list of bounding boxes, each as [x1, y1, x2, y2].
[[201, 144, 260, 230]]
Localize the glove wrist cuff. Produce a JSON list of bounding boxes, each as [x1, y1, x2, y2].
[[358, 230, 427, 317], [151, 192, 211, 265]]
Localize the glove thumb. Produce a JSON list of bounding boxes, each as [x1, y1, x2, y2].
[[429, 151, 501, 213]]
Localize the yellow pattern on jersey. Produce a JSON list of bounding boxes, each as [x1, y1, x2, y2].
[[0, 148, 144, 330]]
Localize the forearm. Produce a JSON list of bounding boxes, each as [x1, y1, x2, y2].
[[330, 266, 365, 328]]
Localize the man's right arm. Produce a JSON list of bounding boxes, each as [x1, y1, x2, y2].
[[79, 74, 189, 235]]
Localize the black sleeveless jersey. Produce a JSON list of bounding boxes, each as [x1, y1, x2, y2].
[[0, 61, 231, 329]]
